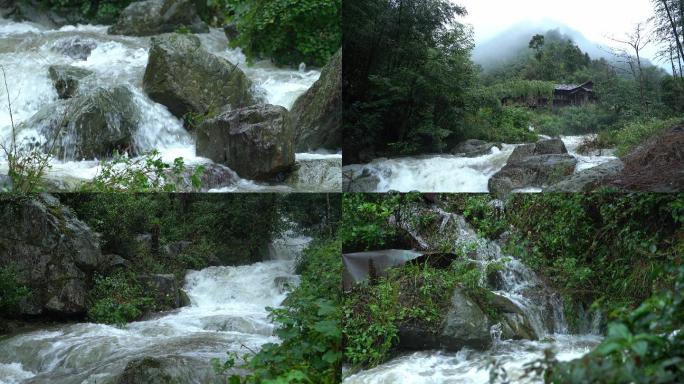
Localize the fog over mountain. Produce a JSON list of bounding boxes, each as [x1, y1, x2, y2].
[[471, 20, 662, 73]]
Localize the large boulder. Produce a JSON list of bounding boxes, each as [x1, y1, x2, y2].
[[18, 86, 140, 160], [48, 65, 93, 99], [0, 194, 102, 316], [290, 48, 342, 151], [397, 288, 492, 351], [143, 34, 255, 122], [286, 156, 342, 191], [451, 139, 502, 157], [108, 0, 208, 36], [440, 288, 493, 350], [545, 159, 624, 192], [196, 104, 295, 180], [489, 139, 577, 196]]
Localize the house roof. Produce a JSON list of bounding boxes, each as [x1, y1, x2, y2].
[[555, 81, 594, 93]]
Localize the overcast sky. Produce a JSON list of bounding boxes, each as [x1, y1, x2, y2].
[[457, 0, 661, 63]]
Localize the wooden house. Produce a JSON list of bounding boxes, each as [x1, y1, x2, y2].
[[553, 81, 596, 107]]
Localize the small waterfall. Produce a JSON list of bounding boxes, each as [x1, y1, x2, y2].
[[0, 19, 338, 190], [0, 232, 311, 384], [344, 207, 600, 383]]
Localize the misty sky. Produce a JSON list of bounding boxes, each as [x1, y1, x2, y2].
[[457, 0, 661, 63]]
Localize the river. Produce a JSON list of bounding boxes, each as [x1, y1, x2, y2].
[[343, 136, 616, 192], [0, 18, 340, 192], [0, 232, 311, 384]]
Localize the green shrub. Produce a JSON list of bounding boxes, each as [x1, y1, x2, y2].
[[545, 266, 684, 383], [87, 272, 153, 325], [598, 117, 684, 157], [0, 265, 30, 316], [222, 0, 341, 67], [214, 239, 343, 383]]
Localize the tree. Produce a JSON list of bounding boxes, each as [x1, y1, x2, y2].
[[529, 34, 545, 61], [608, 23, 652, 113], [651, 0, 684, 78]]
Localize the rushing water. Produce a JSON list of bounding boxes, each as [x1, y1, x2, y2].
[[343, 208, 602, 383], [0, 233, 311, 384], [343, 136, 617, 192], [0, 18, 340, 191]]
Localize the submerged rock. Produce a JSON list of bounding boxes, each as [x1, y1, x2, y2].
[[51, 37, 98, 61], [109, 0, 209, 36], [143, 33, 254, 122], [196, 104, 295, 180], [19, 86, 140, 160], [115, 356, 225, 384], [0, 194, 102, 316], [451, 139, 502, 157], [489, 139, 577, 196], [48, 65, 93, 99], [440, 288, 493, 350], [290, 48, 342, 152]]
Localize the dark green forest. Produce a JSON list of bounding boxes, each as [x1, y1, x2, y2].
[[343, 0, 684, 164], [25, 0, 341, 66]]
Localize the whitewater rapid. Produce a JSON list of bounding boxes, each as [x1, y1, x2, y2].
[[343, 136, 617, 192], [343, 209, 602, 383], [0, 18, 341, 191], [0, 233, 311, 384]]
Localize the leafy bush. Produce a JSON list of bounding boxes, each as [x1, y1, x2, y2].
[[340, 193, 402, 252], [343, 261, 489, 369], [80, 150, 204, 192], [597, 117, 684, 157], [533, 105, 616, 136], [468, 106, 538, 143], [213, 239, 342, 383], [504, 193, 683, 316], [545, 266, 684, 383], [0, 265, 30, 316], [222, 0, 341, 67], [87, 272, 153, 325], [36, 0, 133, 23]]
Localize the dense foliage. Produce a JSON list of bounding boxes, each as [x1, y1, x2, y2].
[[0, 265, 30, 316], [546, 266, 684, 383], [343, 0, 476, 162], [87, 271, 154, 325], [34, 0, 133, 23], [343, 1, 684, 162], [214, 0, 341, 67], [214, 238, 343, 384]]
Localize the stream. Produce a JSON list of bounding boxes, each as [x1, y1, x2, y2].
[[343, 135, 617, 192], [343, 208, 603, 383], [0, 18, 341, 192], [0, 232, 311, 384]]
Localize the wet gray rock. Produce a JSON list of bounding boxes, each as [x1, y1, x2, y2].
[[143, 33, 254, 122], [196, 104, 295, 180], [545, 159, 624, 192], [137, 274, 182, 309], [51, 37, 98, 61], [109, 0, 209, 36], [115, 356, 225, 384], [440, 288, 493, 350], [286, 157, 342, 191], [489, 139, 577, 196], [290, 48, 342, 151], [490, 293, 539, 340], [451, 139, 502, 157], [166, 163, 240, 192], [48, 65, 93, 99], [343, 168, 380, 192], [0, 194, 102, 316], [18, 86, 140, 160]]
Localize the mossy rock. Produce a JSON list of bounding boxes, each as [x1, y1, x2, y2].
[[290, 48, 341, 151], [143, 33, 255, 124]]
